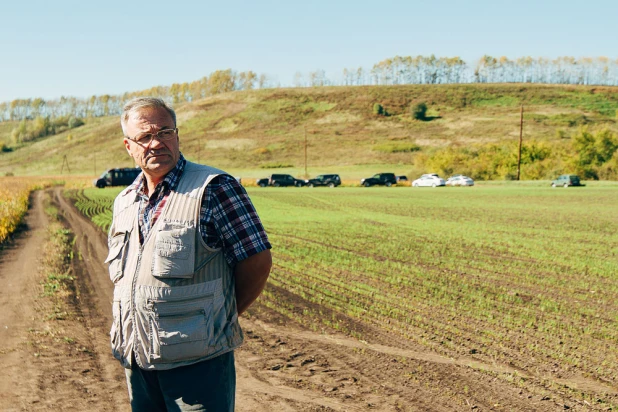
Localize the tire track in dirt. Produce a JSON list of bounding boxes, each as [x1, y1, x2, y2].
[[252, 317, 618, 395], [270, 231, 618, 399], [236, 363, 368, 411], [254, 281, 616, 410]]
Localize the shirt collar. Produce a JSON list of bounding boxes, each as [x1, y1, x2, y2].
[[124, 153, 186, 197]]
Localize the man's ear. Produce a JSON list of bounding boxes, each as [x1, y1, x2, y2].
[[124, 138, 132, 156]]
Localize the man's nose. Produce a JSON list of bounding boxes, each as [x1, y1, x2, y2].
[[147, 136, 166, 149]]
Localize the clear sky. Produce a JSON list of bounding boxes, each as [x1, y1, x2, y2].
[[1, 0, 616, 102]]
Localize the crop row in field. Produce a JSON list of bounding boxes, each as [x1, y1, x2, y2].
[[251, 186, 618, 405], [65, 187, 121, 233], [70, 185, 618, 405]]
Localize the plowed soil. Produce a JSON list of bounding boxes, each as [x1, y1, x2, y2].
[[0, 189, 604, 411]]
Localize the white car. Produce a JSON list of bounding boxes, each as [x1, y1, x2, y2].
[[412, 174, 445, 187], [446, 175, 474, 186]]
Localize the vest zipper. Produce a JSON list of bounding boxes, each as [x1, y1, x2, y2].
[[155, 309, 206, 320], [147, 294, 215, 304], [146, 294, 214, 319], [130, 243, 145, 368]]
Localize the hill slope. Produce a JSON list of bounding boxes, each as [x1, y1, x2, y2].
[[0, 84, 617, 180]]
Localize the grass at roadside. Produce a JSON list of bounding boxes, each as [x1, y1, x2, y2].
[[25, 192, 79, 362], [40, 197, 76, 319]]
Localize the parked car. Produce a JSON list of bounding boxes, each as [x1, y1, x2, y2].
[[396, 175, 408, 183], [360, 173, 397, 187], [305, 174, 341, 187], [412, 174, 446, 187], [257, 174, 305, 187], [94, 167, 141, 188], [446, 175, 474, 186], [551, 174, 582, 188]]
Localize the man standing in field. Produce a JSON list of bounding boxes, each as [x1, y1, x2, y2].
[[105, 97, 272, 411]]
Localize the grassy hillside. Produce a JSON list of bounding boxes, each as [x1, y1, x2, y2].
[[0, 84, 617, 181]]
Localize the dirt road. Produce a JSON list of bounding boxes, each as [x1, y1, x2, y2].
[[0, 189, 602, 411]]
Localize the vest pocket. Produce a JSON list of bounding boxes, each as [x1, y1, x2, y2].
[[147, 295, 215, 363], [105, 231, 129, 283], [152, 222, 196, 279]]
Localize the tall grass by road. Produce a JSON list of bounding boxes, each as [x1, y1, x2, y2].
[[0, 176, 91, 245]]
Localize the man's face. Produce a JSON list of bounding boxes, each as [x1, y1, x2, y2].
[[123, 107, 180, 179]]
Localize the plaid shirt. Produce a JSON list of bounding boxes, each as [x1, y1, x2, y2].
[[127, 154, 271, 265]]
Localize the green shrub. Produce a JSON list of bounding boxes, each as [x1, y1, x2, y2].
[[572, 127, 618, 179], [32, 116, 53, 138], [549, 113, 589, 127], [10, 116, 61, 143], [373, 103, 385, 116], [68, 117, 85, 129], [411, 102, 427, 120], [520, 141, 551, 164], [555, 129, 569, 139], [374, 142, 421, 153]]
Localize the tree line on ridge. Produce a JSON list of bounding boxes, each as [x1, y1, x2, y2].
[[1, 55, 617, 123]]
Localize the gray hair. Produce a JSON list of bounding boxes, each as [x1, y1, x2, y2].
[[120, 97, 177, 134]]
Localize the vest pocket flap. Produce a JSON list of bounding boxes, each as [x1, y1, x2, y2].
[[106, 232, 129, 283], [147, 295, 215, 362], [155, 241, 190, 259], [105, 232, 128, 263], [152, 222, 196, 278]]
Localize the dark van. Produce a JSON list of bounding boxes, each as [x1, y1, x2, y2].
[[94, 168, 141, 188], [551, 174, 582, 188], [256, 174, 305, 187]]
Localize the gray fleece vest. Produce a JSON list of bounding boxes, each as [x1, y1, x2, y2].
[[105, 161, 243, 370]]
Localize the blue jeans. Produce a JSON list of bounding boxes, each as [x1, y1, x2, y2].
[[125, 351, 236, 412]]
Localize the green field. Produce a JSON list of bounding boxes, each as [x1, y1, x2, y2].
[[70, 184, 618, 404]]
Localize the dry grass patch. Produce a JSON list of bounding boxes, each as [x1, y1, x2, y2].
[[314, 112, 361, 124], [205, 138, 256, 150]]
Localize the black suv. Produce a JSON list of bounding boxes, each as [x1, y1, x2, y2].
[[257, 174, 305, 187], [551, 174, 582, 188], [94, 168, 141, 188], [360, 173, 397, 187], [305, 174, 341, 188]]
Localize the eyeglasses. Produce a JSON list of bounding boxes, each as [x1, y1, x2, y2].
[[126, 128, 178, 146]]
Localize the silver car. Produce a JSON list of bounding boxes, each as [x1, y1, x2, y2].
[[446, 175, 474, 186], [412, 174, 446, 187]]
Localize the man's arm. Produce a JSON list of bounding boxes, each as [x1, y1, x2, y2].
[[234, 249, 272, 315], [200, 174, 272, 314]]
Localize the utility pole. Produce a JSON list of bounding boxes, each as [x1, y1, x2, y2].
[[60, 155, 71, 174], [304, 126, 308, 178], [516, 105, 524, 181]]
